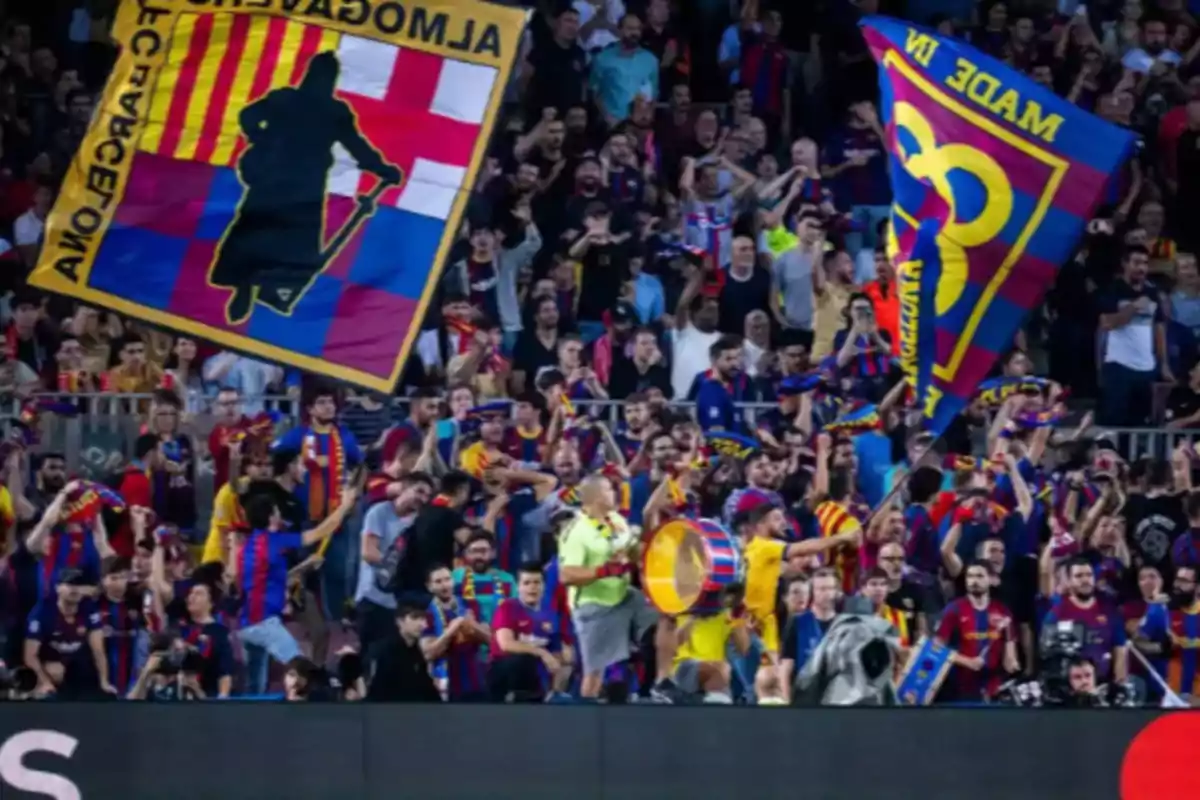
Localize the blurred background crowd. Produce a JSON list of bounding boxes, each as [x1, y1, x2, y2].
[[0, 0, 1197, 707]]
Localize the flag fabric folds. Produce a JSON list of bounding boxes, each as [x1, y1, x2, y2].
[[823, 403, 882, 436], [707, 431, 759, 461], [973, 376, 1051, 408], [895, 636, 955, 705], [30, 3, 528, 392], [863, 16, 1136, 436]]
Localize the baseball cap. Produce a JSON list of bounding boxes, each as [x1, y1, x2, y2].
[[610, 302, 636, 326], [59, 568, 91, 587]]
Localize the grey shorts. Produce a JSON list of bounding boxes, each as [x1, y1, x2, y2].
[[573, 588, 659, 676], [673, 659, 703, 695]]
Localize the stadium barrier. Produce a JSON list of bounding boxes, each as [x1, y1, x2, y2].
[[0, 704, 1177, 799]]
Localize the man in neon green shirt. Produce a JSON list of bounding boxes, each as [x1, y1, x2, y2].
[[558, 475, 674, 700]]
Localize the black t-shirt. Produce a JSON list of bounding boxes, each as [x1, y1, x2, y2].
[[367, 631, 442, 702], [609, 357, 673, 400], [1165, 385, 1200, 427], [513, 329, 561, 379], [1124, 492, 1186, 576], [718, 267, 773, 335], [397, 505, 463, 596], [1178, 131, 1200, 207], [886, 580, 934, 638], [578, 240, 626, 322], [525, 39, 588, 115]]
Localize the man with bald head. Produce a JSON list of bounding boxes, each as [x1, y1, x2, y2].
[[558, 475, 674, 700]]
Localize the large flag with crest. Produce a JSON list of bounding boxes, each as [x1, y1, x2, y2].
[[862, 16, 1136, 435], [30, 1, 527, 391]]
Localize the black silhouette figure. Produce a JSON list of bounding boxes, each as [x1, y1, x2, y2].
[[209, 51, 402, 323]]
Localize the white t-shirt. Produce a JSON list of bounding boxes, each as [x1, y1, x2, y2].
[[1103, 293, 1158, 372], [13, 211, 43, 247], [575, 0, 625, 52], [671, 323, 720, 400], [743, 340, 768, 378]]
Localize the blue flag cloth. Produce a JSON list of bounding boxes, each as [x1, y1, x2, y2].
[[896, 636, 955, 705], [862, 16, 1137, 436]]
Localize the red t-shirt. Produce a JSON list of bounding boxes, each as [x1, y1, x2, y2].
[[489, 598, 563, 663], [115, 467, 153, 558], [1158, 105, 1188, 183], [207, 419, 248, 496]]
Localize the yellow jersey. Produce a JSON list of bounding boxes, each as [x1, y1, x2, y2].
[[201, 479, 248, 565], [743, 536, 786, 653], [0, 485, 14, 553], [674, 611, 735, 667]]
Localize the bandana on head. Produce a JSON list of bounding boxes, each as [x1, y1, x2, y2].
[[62, 481, 126, 524]]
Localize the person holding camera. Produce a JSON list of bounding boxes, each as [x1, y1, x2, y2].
[[178, 581, 234, 699], [833, 292, 894, 402], [811, 246, 858, 362], [127, 635, 205, 701], [1041, 556, 1129, 687]]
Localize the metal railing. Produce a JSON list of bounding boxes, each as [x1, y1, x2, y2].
[[2, 393, 1193, 530]]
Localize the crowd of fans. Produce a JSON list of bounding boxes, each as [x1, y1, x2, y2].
[[0, 0, 1197, 706]]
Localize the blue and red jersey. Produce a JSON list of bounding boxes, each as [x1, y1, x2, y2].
[[463, 491, 538, 574], [274, 423, 363, 522], [903, 503, 940, 578], [1042, 596, 1127, 683], [935, 597, 1015, 700], [179, 619, 236, 696], [1139, 602, 1200, 697], [1172, 529, 1200, 570], [490, 597, 563, 661], [823, 126, 891, 207], [832, 331, 892, 380], [502, 426, 546, 465], [740, 32, 789, 116], [95, 595, 143, 692], [26, 599, 100, 667], [695, 370, 751, 434], [607, 165, 643, 208], [237, 530, 303, 626], [37, 527, 101, 598], [424, 597, 485, 700], [541, 557, 574, 648], [613, 429, 648, 466]]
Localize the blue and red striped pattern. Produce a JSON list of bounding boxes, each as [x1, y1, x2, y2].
[[692, 519, 741, 613], [862, 16, 1136, 435]]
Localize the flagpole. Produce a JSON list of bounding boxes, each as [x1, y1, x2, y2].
[[1128, 642, 1190, 708]]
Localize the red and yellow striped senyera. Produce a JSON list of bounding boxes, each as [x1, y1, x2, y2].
[[140, 14, 341, 168]]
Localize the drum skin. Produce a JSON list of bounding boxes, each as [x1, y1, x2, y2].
[[642, 518, 741, 615]]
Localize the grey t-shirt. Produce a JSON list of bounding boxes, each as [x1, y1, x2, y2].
[[354, 502, 414, 609], [773, 247, 815, 330]]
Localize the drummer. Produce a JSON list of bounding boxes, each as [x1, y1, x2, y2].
[[558, 475, 677, 701], [742, 499, 860, 663]]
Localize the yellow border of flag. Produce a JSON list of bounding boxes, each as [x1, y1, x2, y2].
[[30, 1, 528, 392], [878, 49, 1068, 384]]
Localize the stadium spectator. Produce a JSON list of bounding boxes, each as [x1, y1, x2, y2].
[[1, 0, 1199, 714]]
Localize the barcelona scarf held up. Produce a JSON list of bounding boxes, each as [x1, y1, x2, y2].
[[861, 16, 1136, 437]]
